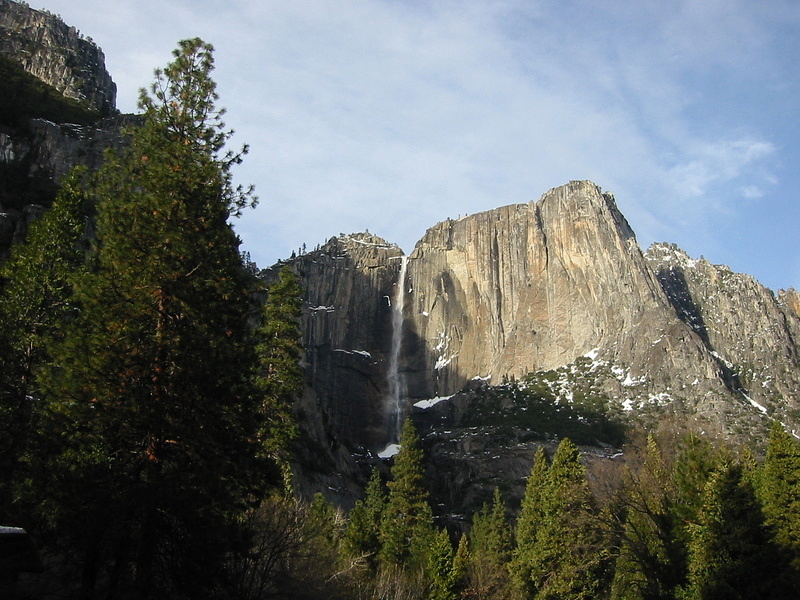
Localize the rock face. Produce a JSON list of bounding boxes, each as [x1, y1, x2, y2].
[[0, 1, 134, 258], [405, 182, 713, 396], [283, 181, 800, 450], [269, 233, 405, 448], [0, 116, 137, 255], [0, 0, 116, 116], [780, 288, 800, 320], [646, 243, 800, 425]]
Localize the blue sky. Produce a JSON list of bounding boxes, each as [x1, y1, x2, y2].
[[38, 0, 800, 290]]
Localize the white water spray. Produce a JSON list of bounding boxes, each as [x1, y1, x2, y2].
[[385, 255, 408, 444]]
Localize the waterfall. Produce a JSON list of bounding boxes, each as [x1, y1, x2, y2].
[[385, 255, 408, 445]]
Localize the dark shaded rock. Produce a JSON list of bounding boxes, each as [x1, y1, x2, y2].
[[264, 233, 407, 449], [0, 114, 139, 257]]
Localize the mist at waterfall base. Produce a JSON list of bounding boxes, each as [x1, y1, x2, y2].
[[378, 256, 408, 460]]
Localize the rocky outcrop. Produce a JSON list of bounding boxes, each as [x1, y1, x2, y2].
[[0, 0, 116, 115], [0, 115, 138, 256], [0, 2, 134, 258], [646, 243, 800, 426], [406, 183, 705, 392], [780, 288, 800, 320], [402, 182, 764, 436], [285, 181, 797, 451]]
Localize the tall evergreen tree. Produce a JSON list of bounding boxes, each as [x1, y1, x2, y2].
[[761, 421, 800, 571], [452, 533, 470, 596], [470, 486, 513, 599], [511, 438, 611, 600], [510, 445, 550, 594], [428, 528, 458, 600], [0, 168, 88, 520], [255, 265, 303, 483], [344, 467, 386, 569], [378, 418, 435, 568], [681, 462, 789, 600], [611, 435, 683, 600], [33, 38, 263, 599]]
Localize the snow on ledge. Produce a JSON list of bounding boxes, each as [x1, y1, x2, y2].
[[583, 347, 601, 360], [413, 395, 454, 410], [0, 526, 26, 535], [742, 392, 768, 415], [309, 305, 335, 312], [377, 444, 401, 459], [435, 354, 457, 370], [333, 349, 372, 358]]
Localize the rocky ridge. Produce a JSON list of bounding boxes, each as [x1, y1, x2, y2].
[[0, 1, 132, 258], [0, 0, 116, 115], [284, 182, 798, 457], [645, 243, 800, 426]]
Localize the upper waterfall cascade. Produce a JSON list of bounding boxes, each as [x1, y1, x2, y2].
[[385, 255, 408, 444]]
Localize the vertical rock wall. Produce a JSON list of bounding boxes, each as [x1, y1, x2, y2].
[[403, 181, 726, 404], [273, 233, 404, 448], [282, 181, 800, 449], [0, 0, 116, 115]]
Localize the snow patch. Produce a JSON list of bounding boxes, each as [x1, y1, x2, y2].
[[341, 234, 394, 249], [622, 373, 646, 387], [333, 349, 372, 358], [309, 305, 335, 312], [710, 351, 733, 369], [584, 348, 601, 360], [648, 392, 673, 405], [378, 444, 401, 459], [414, 395, 453, 409], [611, 365, 626, 378], [435, 354, 456, 370], [742, 392, 768, 415], [0, 526, 25, 535]]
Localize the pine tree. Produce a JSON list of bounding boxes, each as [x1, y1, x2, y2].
[[255, 265, 303, 482], [344, 467, 385, 569], [510, 445, 549, 594], [0, 168, 87, 519], [378, 418, 435, 568], [672, 434, 725, 528], [452, 533, 470, 596], [428, 528, 457, 600], [681, 462, 789, 600], [33, 39, 263, 599], [470, 486, 513, 599], [511, 438, 611, 600], [761, 421, 800, 571], [611, 435, 683, 600]]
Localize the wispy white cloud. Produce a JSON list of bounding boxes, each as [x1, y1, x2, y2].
[[35, 0, 800, 289]]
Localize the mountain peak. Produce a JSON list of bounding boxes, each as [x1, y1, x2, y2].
[[274, 180, 800, 451]]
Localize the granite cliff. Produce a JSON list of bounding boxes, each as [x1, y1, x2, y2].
[[0, 0, 132, 258], [0, 0, 116, 115], [281, 181, 800, 457]]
